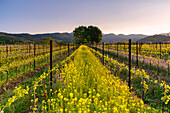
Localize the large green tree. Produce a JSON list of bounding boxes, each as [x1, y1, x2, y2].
[[73, 26, 87, 44], [73, 25, 102, 44], [87, 26, 102, 44]]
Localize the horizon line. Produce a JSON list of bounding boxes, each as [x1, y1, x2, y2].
[[0, 31, 158, 36]]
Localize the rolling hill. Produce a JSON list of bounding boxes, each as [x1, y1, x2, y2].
[[0, 32, 74, 44], [0, 32, 148, 44], [102, 33, 147, 43], [1, 32, 169, 44], [138, 35, 170, 43], [0, 34, 30, 44]]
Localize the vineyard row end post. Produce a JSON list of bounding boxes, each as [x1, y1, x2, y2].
[[128, 39, 131, 92], [68, 43, 70, 57], [103, 42, 104, 65], [50, 40, 53, 95], [136, 42, 138, 67]]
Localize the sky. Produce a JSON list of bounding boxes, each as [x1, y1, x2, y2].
[[0, 0, 170, 35]]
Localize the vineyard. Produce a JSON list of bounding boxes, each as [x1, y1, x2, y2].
[[0, 40, 170, 113]]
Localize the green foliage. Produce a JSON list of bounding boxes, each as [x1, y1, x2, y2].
[[73, 26, 87, 44], [73, 25, 102, 44], [39, 37, 52, 44], [0, 32, 74, 44], [87, 25, 102, 44], [0, 35, 29, 44]]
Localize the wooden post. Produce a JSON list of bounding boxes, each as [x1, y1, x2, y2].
[[24, 64, 26, 75], [50, 40, 53, 94], [103, 42, 104, 65], [117, 43, 118, 58], [0, 50, 1, 67], [136, 42, 138, 67], [6, 45, 8, 59], [168, 62, 169, 76], [128, 39, 131, 92], [160, 42, 161, 59], [34, 44, 36, 71], [29, 44, 31, 57], [68, 43, 70, 57]]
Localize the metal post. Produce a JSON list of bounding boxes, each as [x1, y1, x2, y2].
[[0, 50, 1, 67], [160, 42, 161, 59], [117, 43, 118, 58], [34, 44, 36, 70], [168, 62, 169, 76], [60, 45, 62, 56], [50, 40, 53, 92], [136, 42, 138, 67], [103, 42, 104, 65], [6, 45, 8, 59], [128, 39, 131, 92], [29, 44, 31, 56], [68, 43, 70, 57]]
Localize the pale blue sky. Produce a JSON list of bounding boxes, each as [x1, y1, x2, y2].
[[0, 0, 170, 35]]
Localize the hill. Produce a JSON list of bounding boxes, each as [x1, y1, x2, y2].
[[102, 33, 147, 43], [0, 32, 150, 44], [138, 35, 170, 43], [0, 34, 30, 44], [0, 32, 74, 43]]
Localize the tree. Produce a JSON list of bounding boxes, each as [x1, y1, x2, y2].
[[39, 37, 56, 44], [73, 25, 102, 44], [40, 37, 52, 44], [87, 26, 102, 44], [73, 26, 87, 44]]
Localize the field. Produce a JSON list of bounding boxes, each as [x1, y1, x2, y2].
[[0, 42, 170, 113]]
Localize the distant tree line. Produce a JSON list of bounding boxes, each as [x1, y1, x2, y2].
[[0, 35, 30, 45]]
